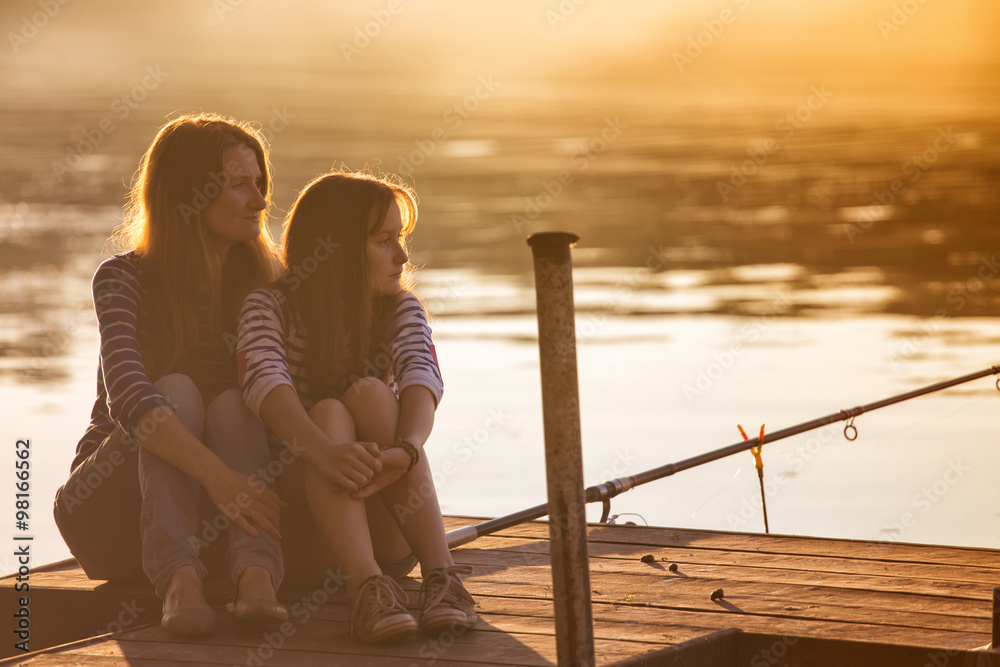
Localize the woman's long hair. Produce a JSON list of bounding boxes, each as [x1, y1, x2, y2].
[[277, 170, 418, 399], [111, 112, 280, 380]]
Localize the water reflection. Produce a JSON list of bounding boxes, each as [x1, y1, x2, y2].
[[1, 68, 998, 382]]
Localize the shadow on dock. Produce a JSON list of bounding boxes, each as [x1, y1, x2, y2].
[[2, 516, 999, 665]]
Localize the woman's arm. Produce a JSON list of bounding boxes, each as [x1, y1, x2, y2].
[[93, 257, 281, 538], [131, 406, 283, 539]]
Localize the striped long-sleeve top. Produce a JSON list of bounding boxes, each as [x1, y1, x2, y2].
[[72, 252, 240, 470], [237, 287, 443, 440]]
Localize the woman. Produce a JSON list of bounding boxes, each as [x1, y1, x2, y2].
[[237, 170, 476, 643], [53, 113, 288, 637]]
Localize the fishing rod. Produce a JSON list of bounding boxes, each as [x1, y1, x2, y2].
[[446, 364, 1000, 549]]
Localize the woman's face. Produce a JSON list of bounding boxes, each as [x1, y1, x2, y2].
[[202, 143, 266, 256], [367, 199, 408, 296]]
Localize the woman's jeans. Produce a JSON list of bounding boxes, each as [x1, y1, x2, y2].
[[53, 374, 283, 597]]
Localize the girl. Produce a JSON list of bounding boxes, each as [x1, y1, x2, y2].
[[237, 170, 476, 643], [53, 113, 288, 637]]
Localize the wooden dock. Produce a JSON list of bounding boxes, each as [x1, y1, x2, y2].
[[3, 515, 999, 666]]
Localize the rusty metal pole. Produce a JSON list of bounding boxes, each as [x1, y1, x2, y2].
[[527, 231, 595, 667]]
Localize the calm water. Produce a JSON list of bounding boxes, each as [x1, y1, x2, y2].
[[2, 3, 999, 575]]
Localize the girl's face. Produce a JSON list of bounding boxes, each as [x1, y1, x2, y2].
[[367, 199, 408, 296], [202, 143, 267, 257]]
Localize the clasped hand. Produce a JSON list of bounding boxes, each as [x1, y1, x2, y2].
[[309, 440, 411, 499]]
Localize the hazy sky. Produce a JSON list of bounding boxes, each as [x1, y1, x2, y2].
[[2, 0, 998, 93]]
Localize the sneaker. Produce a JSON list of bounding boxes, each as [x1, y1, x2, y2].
[[350, 575, 418, 643], [418, 565, 478, 634]]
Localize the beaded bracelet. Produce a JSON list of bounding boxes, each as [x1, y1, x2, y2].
[[384, 437, 420, 472]]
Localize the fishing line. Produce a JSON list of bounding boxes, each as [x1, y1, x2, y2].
[[688, 465, 744, 520], [839, 396, 989, 442], [446, 365, 1000, 549]]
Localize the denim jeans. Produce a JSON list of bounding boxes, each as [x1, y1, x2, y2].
[[54, 374, 283, 597]]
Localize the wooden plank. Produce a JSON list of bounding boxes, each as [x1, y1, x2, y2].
[[450, 542, 996, 602], [493, 522, 1000, 569], [451, 561, 991, 627], [465, 594, 988, 650], [289, 584, 987, 651], [13, 632, 684, 667], [462, 532, 1000, 587], [97, 614, 551, 665], [5, 517, 997, 666]]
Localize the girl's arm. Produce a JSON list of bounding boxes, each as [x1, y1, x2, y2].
[[257, 384, 381, 491], [93, 258, 282, 538], [395, 384, 436, 449], [239, 290, 382, 492], [349, 293, 443, 500], [389, 292, 445, 452]]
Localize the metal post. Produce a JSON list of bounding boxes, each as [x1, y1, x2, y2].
[[527, 231, 595, 667]]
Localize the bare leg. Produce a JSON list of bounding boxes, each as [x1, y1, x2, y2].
[[341, 378, 454, 574], [303, 398, 381, 600]]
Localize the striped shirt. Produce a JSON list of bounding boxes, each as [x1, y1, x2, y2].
[[237, 287, 443, 435], [72, 252, 239, 470]]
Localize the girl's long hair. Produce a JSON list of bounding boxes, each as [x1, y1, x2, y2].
[[277, 170, 417, 400], [111, 112, 280, 380]]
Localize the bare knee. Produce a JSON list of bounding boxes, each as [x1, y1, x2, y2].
[[341, 376, 393, 408], [308, 399, 359, 443], [308, 398, 352, 422]]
